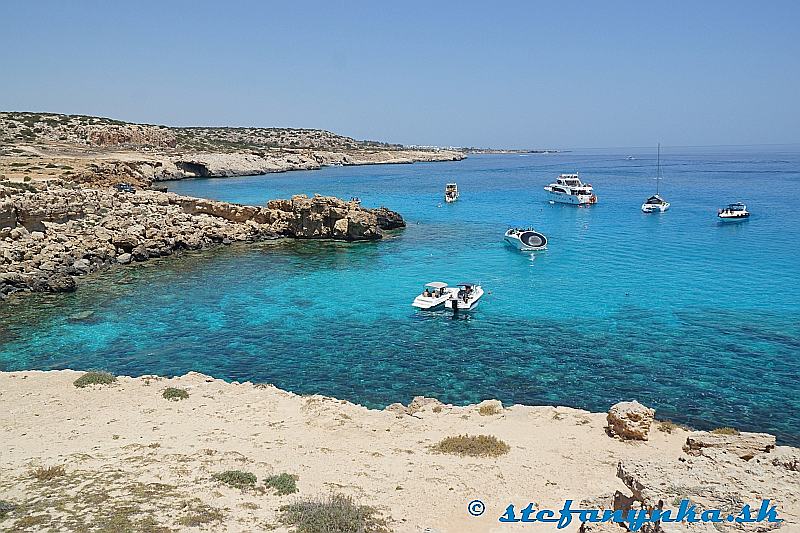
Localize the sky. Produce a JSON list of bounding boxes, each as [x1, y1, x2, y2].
[[1, 1, 799, 149]]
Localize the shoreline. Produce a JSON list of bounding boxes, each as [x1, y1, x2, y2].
[[1, 369, 797, 532], [0, 182, 406, 300]]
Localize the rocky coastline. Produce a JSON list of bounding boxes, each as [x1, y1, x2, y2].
[[0, 370, 797, 532], [0, 112, 466, 187], [0, 180, 404, 299]]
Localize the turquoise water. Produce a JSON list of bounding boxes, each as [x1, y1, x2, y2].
[[2, 150, 799, 444]]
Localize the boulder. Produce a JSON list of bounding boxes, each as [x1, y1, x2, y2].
[[112, 233, 139, 252], [116, 253, 132, 264], [683, 430, 776, 460], [607, 401, 655, 441], [374, 206, 406, 230], [476, 399, 503, 415], [43, 274, 76, 293]]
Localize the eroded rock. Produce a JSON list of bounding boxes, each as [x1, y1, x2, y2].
[[683, 431, 776, 460], [607, 401, 655, 441]]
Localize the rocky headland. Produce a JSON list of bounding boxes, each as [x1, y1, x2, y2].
[[0, 112, 465, 187], [0, 180, 404, 299], [0, 371, 797, 532]]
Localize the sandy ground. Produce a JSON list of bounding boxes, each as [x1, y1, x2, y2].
[[0, 371, 795, 532]]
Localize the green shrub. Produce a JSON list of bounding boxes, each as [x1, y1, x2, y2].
[[279, 494, 389, 533], [431, 434, 510, 457], [212, 470, 256, 489], [264, 473, 298, 495], [162, 387, 189, 401], [73, 371, 116, 388]]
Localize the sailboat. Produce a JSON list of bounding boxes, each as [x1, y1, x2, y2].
[[641, 144, 670, 213]]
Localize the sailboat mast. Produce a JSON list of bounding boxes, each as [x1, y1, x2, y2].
[[656, 143, 661, 195]]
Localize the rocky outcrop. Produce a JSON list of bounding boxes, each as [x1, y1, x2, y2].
[[606, 401, 655, 441], [385, 396, 447, 416], [374, 206, 406, 230], [683, 430, 776, 460], [0, 182, 404, 299], [616, 449, 798, 532], [79, 124, 176, 148]]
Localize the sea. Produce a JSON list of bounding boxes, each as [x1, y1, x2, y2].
[[2, 148, 799, 445]]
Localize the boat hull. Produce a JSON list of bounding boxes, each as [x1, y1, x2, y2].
[[642, 203, 670, 213], [718, 214, 750, 222], [546, 190, 595, 205]]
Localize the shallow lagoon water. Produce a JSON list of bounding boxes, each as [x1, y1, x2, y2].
[[2, 150, 799, 444]]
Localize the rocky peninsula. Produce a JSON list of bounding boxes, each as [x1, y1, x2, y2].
[[0, 112, 465, 187], [0, 371, 797, 532], [0, 180, 404, 299]]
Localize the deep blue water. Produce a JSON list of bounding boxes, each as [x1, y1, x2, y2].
[[2, 149, 799, 444]]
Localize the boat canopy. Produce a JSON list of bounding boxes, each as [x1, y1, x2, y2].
[[726, 203, 746, 210], [645, 195, 665, 204], [424, 281, 448, 289]]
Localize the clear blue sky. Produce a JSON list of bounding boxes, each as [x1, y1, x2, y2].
[[1, 1, 798, 148]]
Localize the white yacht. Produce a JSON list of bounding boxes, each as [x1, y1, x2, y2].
[[445, 183, 459, 203], [718, 203, 750, 221], [412, 282, 454, 310], [641, 144, 670, 213], [446, 283, 483, 311], [544, 174, 597, 205], [504, 227, 547, 251]]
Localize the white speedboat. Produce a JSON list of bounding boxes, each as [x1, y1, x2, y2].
[[445, 183, 459, 203], [412, 282, 455, 310], [544, 173, 597, 205], [504, 227, 547, 251], [446, 283, 483, 311], [641, 144, 670, 213], [718, 203, 750, 221]]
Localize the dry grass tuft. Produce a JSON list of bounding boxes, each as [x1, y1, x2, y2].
[[478, 404, 501, 416], [431, 434, 510, 458], [711, 427, 740, 436], [279, 494, 390, 533], [32, 465, 66, 481]]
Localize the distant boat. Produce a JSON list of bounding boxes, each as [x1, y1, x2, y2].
[[626, 155, 635, 160], [718, 202, 750, 221], [641, 144, 670, 213], [445, 183, 459, 203], [543, 173, 598, 205]]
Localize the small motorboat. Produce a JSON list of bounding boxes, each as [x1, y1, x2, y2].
[[446, 282, 483, 311], [641, 194, 670, 213], [504, 227, 548, 251], [412, 282, 454, 310], [718, 202, 750, 221], [445, 183, 459, 203]]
